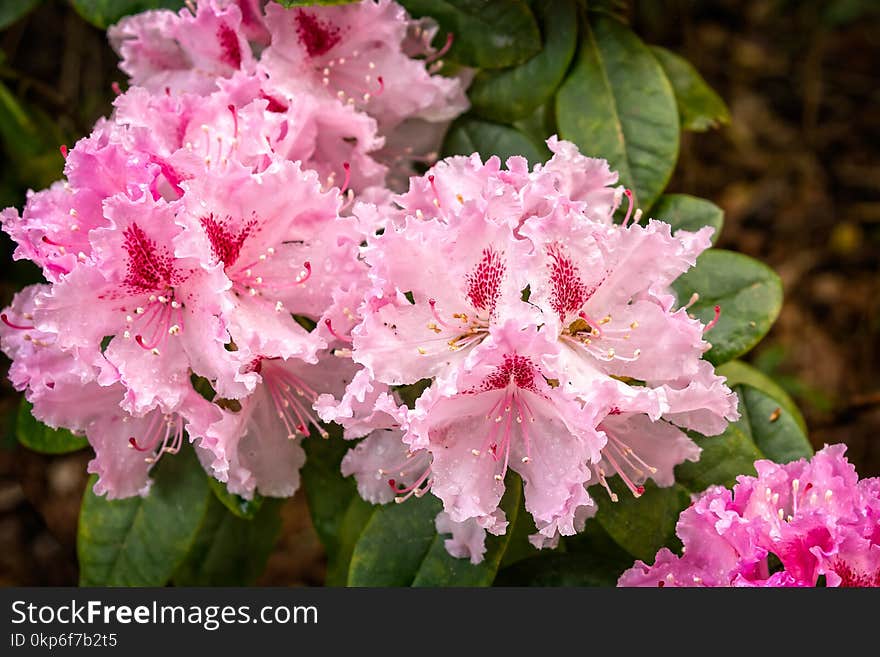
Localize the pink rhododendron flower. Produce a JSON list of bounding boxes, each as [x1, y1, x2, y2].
[[32, 193, 252, 415], [175, 158, 347, 361], [435, 512, 502, 565], [1, 285, 97, 398], [340, 139, 738, 558], [108, 0, 467, 189], [329, 378, 501, 561], [110, 0, 254, 95], [260, 0, 467, 134], [0, 0, 472, 509], [619, 445, 880, 587], [341, 420, 427, 505], [1, 285, 223, 499], [89, 386, 222, 499], [0, 118, 168, 282], [352, 208, 538, 387], [588, 380, 700, 494], [197, 352, 358, 498], [406, 322, 602, 538], [1, 0, 735, 580]]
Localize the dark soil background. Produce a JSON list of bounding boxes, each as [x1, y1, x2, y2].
[[1, 0, 877, 585]]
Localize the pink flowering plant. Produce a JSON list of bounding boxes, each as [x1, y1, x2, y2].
[[2, 0, 868, 588]]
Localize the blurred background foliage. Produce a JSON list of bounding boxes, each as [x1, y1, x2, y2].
[[0, 0, 878, 584]]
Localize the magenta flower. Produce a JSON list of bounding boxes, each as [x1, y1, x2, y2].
[[619, 445, 880, 587]]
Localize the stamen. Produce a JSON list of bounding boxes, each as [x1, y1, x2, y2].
[[428, 175, 441, 208], [128, 436, 150, 451], [59, 145, 68, 159], [426, 32, 454, 63], [1, 313, 34, 330], [227, 104, 239, 140], [339, 162, 351, 194], [296, 261, 312, 285], [577, 310, 604, 338], [428, 298, 456, 330], [135, 334, 159, 350], [41, 235, 67, 251], [704, 305, 721, 332], [604, 448, 644, 498], [324, 318, 353, 344], [391, 467, 433, 502], [621, 189, 635, 226], [596, 468, 619, 503]]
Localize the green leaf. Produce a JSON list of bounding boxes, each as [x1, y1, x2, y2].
[[561, 513, 633, 561], [300, 428, 375, 585], [649, 193, 724, 244], [411, 473, 521, 586], [77, 445, 210, 586], [300, 428, 354, 555], [348, 474, 522, 586], [495, 552, 623, 586], [173, 496, 282, 586], [0, 81, 66, 191], [393, 378, 432, 408], [592, 384, 808, 564], [497, 493, 541, 568], [207, 476, 264, 520], [734, 385, 813, 464], [675, 424, 761, 492], [442, 116, 549, 167], [716, 360, 808, 434], [0, 0, 41, 30], [651, 46, 730, 132], [671, 250, 783, 365], [594, 479, 690, 562], [588, 0, 630, 22], [326, 495, 375, 586], [556, 13, 679, 209], [468, 0, 577, 123], [511, 101, 557, 147], [69, 1, 185, 29], [347, 494, 440, 586], [398, 0, 542, 68], [16, 399, 88, 455], [674, 383, 810, 501]]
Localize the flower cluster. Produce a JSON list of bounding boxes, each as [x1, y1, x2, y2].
[[619, 445, 880, 587], [321, 138, 740, 557], [0, 0, 466, 500], [1, 0, 742, 564]]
